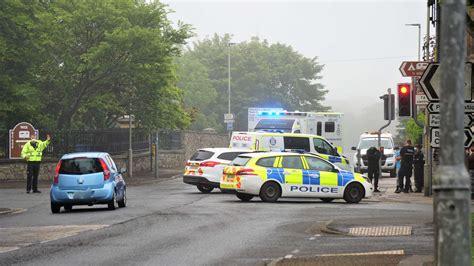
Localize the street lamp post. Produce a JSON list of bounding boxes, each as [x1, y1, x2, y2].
[[405, 23, 421, 61], [227, 42, 236, 134]]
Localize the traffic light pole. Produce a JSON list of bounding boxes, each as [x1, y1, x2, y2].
[[434, 0, 471, 264], [378, 88, 393, 180]]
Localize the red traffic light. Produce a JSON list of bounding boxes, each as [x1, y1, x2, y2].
[[397, 83, 412, 117], [400, 86, 408, 94]]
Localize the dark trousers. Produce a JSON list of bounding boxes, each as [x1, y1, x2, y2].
[[397, 166, 412, 190], [367, 166, 379, 189], [26, 161, 41, 192], [414, 166, 424, 190]]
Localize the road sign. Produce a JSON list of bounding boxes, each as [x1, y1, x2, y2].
[[224, 113, 234, 123], [430, 127, 473, 148], [419, 62, 473, 101], [427, 102, 474, 113], [9, 122, 38, 159], [399, 61, 429, 77], [226, 123, 233, 131], [429, 113, 474, 127]]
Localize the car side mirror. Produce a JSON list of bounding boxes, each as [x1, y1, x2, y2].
[[351, 146, 357, 151], [119, 168, 127, 174]]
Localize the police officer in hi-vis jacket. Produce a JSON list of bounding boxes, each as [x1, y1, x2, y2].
[[21, 133, 50, 193]]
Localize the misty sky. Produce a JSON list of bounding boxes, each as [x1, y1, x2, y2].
[[163, 0, 429, 150]]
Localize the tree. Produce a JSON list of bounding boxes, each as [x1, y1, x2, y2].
[[396, 113, 425, 145], [1, 0, 192, 130], [177, 34, 328, 131], [0, 0, 44, 129]]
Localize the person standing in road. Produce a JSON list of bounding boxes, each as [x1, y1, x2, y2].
[[366, 146, 381, 192], [413, 144, 425, 193], [394, 146, 401, 176], [21, 133, 51, 193], [395, 139, 415, 193]]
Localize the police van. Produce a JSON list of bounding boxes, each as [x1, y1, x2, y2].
[[250, 111, 344, 148], [230, 131, 351, 171]]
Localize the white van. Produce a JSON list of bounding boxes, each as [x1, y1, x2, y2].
[[250, 111, 344, 148], [230, 131, 351, 171], [351, 133, 397, 177]]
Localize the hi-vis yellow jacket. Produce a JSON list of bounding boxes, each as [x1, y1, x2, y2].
[[21, 140, 50, 162]]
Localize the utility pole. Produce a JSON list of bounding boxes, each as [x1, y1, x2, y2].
[[434, 0, 471, 264], [378, 88, 393, 180]]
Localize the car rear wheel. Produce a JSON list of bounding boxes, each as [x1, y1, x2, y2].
[[260, 182, 281, 202], [51, 202, 61, 214], [236, 193, 254, 202], [64, 205, 73, 212], [197, 184, 213, 193], [321, 198, 334, 203], [343, 183, 365, 203], [108, 192, 116, 210], [118, 189, 127, 208]]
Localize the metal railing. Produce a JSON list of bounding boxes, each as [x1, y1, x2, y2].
[[0, 128, 183, 160]]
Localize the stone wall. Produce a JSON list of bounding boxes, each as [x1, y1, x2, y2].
[[0, 130, 229, 181], [181, 131, 229, 161]]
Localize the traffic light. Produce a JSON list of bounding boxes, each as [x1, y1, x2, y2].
[[397, 83, 412, 117], [380, 94, 395, 120]]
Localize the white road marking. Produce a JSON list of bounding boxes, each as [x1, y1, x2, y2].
[[309, 237, 316, 240], [284, 255, 293, 259], [319, 249, 405, 257], [0, 224, 109, 254], [292, 249, 299, 254], [0, 247, 19, 254]]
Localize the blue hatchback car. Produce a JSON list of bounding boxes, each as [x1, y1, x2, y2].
[[50, 152, 127, 213]]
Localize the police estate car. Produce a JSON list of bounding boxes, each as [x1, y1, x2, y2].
[[220, 152, 372, 203]]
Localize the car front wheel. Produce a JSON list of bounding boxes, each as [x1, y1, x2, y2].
[[321, 198, 334, 203], [197, 184, 213, 193], [343, 183, 364, 203], [118, 188, 126, 208], [236, 193, 254, 202]]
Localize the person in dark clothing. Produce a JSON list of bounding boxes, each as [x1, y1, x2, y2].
[[413, 144, 425, 193], [366, 146, 381, 192], [395, 139, 415, 193]]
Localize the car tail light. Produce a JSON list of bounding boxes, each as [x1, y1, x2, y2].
[[236, 168, 257, 176], [53, 161, 61, 184], [186, 161, 192, 166], [200, 161, 221, 167], [99, 159, 111, 181]]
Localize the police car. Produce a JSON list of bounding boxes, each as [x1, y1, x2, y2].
[[220, 152, 372, 203]]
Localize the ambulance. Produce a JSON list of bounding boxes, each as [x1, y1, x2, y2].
[[230, 131, 351, 171], [249, 110, 344, 149]]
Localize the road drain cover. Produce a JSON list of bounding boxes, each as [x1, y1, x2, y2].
[[349, 226, 412, 236]]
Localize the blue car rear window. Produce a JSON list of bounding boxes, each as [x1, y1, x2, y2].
[[59, 158, 103, 175]]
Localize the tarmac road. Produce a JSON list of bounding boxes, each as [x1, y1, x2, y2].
[[0, 176, 433, 265]]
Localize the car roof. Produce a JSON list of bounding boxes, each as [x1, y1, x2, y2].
[[232, 131, 327, 140], [237, 152, 303, 158], [198, 148, 254, 153], [61, 152, 108, 160]]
